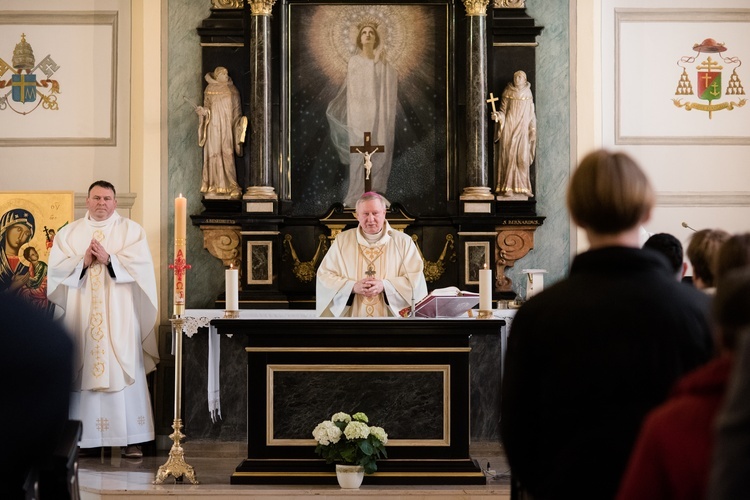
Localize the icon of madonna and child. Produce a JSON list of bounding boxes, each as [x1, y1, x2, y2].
[[0, 208, 62, 316]]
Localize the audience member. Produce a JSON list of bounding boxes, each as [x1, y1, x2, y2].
[[48, 180, 159, 459], [686, 228, 730, 293], [500, 149, 714, 499], [714, 232, 750, 286], [707, 235, 750, 499], [2, 291, 73, 497], [617, 268, 750, 500], [708, 328, 750, 498], [643, 232, 687, 280]]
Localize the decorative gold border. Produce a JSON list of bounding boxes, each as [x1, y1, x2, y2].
[[246, 240, 273, 284], [266, 364, 451, 447], [0, 11, 118, 146], [464, 241, 489, 285]]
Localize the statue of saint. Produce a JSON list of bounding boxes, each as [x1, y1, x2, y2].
[[492, 70, 536, 199], [196, 67, 246, 199]]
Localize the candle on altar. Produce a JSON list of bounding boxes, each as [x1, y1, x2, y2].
[[173, 194, 187, 316], [479, 263, 492, 311], [175, 194, 186, 240], [226, 265, 239, 311]]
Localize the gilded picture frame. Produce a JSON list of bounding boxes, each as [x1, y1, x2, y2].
[[283, 1, 452, 215]]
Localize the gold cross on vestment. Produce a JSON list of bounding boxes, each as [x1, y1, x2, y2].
[[365, 265, 376, 278]]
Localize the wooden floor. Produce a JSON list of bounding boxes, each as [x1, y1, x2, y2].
[[77, 441, 510, 499]]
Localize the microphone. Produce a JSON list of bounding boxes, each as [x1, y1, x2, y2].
[[681, 222, 697, 232], [389, 230, 416, 318]]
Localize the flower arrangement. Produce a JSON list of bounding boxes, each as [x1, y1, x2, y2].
[[312, 411, 388, 474]]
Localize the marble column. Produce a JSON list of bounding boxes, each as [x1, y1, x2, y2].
[[460, 0, 493, 201], [246, 0, 277, 200]]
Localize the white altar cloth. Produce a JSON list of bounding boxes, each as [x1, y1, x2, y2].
[[181, 308, 516, 422]]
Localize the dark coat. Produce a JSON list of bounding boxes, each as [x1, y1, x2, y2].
[[500, 246, 713, 500]]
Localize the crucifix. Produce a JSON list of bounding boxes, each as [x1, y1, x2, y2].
[[350, 131, 384, 193]]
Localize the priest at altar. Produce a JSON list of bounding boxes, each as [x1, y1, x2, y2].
[[316, 192, 428, 317]]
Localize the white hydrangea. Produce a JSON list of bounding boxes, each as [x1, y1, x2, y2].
[[331, 412, 352, 424], [369, 426, 388, 445], [352, 412, 369, 423], [344, 420, 370, 440], [312, 420, 342, 446]]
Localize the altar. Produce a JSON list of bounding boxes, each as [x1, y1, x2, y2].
[[205, 315, 508, 485]]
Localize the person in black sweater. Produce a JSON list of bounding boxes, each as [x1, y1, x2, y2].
[[500, 149, 713, 500]]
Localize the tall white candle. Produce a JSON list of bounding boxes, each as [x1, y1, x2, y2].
[[225, 266, 239, 311], [173, 194, 187, 316], [479, 265, 492, 311]]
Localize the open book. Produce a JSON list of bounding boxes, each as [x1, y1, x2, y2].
[[400, 287, 480, 318]]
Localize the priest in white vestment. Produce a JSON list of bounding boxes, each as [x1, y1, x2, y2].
[[48, 181, 158, 457], [316, 192, 427, 317]]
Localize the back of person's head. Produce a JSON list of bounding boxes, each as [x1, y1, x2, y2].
[[713, 267, 750, 352], [644, 233, 684, 277], [686, 228, 730, 288], [567, 149, 654, 235], [715, 233, 750, 286]]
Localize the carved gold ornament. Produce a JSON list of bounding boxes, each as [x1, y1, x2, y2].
[[284, 233, 329, 283]]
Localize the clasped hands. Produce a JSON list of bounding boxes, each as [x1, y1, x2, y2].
[[353, 277, 383, 298], [83, 238, 110, 268]]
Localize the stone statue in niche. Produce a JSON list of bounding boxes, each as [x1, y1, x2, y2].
[[196, 66, 247, 199], [491, 70, 536, 200]]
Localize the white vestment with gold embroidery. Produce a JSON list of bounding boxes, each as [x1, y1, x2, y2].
[[316, 221, 428, 317], [48, 211, 158, 447]]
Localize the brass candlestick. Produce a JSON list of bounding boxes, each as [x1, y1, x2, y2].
[[154, 316, 198, 484], [477, 309, 493, 319]]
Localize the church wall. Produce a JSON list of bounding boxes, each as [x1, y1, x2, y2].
[[598, 0, 750, 263]]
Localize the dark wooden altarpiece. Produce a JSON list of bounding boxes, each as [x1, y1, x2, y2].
[[192, 1, 545, 307]]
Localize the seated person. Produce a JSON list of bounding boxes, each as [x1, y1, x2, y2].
[[617, 268, 750, 500], [643, 232, 687, 280], [316, 192, 428, 317], [687, 228, 730, 293]]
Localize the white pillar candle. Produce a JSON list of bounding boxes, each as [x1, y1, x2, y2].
[[225, 266, 239, 311], [479, 265, 492, 311]]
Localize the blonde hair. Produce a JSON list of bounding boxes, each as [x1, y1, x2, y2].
[[567, 150, 654, 235]]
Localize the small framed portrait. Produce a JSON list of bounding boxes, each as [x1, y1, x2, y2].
[[465, 241, 490, 285]]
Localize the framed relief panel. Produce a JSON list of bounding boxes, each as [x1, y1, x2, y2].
[[612, 9, 750, 145], [0, 12, 118, 146]]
